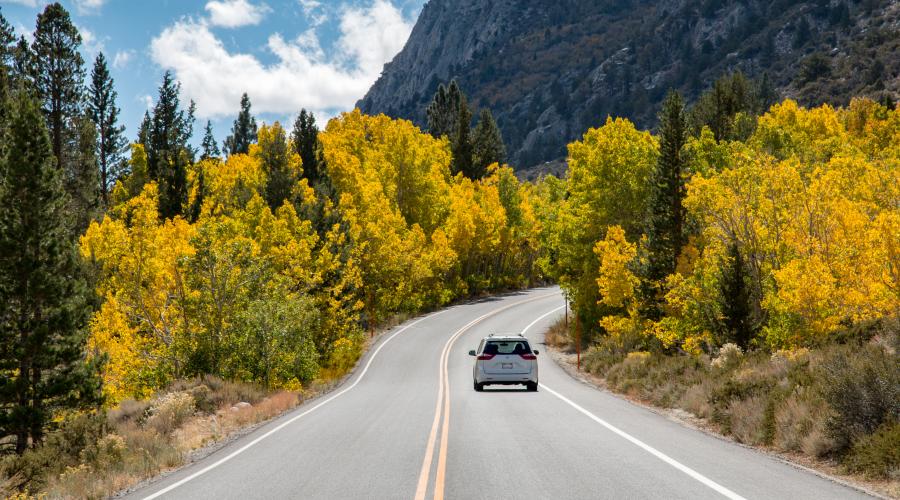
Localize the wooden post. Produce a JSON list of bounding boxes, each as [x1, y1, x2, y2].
[[576, 315, 581, 371]]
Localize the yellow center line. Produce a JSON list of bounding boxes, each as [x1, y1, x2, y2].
[[416, 292, 558, 500]]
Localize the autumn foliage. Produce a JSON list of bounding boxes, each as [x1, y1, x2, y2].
[[81, 113, 544, 403], [544, 98, 899, 354]]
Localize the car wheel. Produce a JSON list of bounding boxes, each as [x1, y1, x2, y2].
[[526, 382, 538, 392], [474, 380, 483, 392]]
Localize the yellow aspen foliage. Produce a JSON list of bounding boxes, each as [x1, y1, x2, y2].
[[555, 117, 658, 330], [594, 225, 638, 309], [81, 184, 196, 397]]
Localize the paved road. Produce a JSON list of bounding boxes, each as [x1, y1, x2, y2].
[[128, 287, 871, 500]]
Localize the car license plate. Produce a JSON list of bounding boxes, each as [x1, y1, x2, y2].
[[501, 362, 513, 369]]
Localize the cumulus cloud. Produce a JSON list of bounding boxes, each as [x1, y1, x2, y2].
[[76, 24, 105, 58], [75, 0, 107, 13], [151, 0, 414, 119], [205, 0, 271, 28], [298, 0, 328, 26], [3, 0, 41, 6], [112, 49, 135, 69]]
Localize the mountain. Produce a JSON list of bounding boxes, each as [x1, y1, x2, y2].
[[358, 0, 899, 169]]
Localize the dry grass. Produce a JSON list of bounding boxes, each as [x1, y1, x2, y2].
[[543, 316, 572, 350], [571, 325, 900, 492], [1, 377, 304, 500], [729, 395, 769, 446]]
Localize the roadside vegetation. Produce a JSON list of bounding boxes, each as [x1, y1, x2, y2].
[[538, 75, 899, 491], [549, 317, 899, 492], [1, 376, 302, 498], [1, 3, 897, 498]]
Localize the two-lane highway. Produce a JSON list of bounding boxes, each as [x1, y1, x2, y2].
[[128, 287, 871, 499]]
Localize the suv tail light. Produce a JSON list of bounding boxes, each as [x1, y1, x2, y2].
[[519, 353, 537, 360], [477, 354, 495, 360]]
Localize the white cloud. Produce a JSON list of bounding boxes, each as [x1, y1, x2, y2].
[[298, 0, 327, 26], [75, 0, 107, 14], [205, 0, 271, 28], [2, 0, 41, 6], [76, 24, 105, 58], [112, 49, 135, 69], [139, 94, 153, 110], [151, 0, 414, 119]]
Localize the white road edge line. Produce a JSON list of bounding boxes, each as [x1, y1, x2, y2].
[[142, 308, 451, 500], [520, 308, 747, 500]]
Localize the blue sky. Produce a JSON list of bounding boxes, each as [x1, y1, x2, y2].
[[0, 0, 425, 147]]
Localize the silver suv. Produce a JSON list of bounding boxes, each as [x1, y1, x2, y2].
[[469, 334, 539, 392]]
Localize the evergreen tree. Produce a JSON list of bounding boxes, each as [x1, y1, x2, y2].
[[31, 2, 85, 172], [260, 122, 293, 210], [223, 92, 257, 156], [689, 72, 757, 140], [87, 52, 127, 207], [451, 92, 473, 177], [426, 80, 463, 139], [0, 10, 14, 141], [719, 242, 753, 348], [137, 110, 151, 146], [0, 10, 13, 63], [291, 109, 323, 185], [188, 163, 205, 223], [472, 108, 506, 178], [144, 71, 195, 219], [642, 90, 687, 319], [0, 92, 101, 455], [68, 115, 100, 233], [200, 120, 220, 160]]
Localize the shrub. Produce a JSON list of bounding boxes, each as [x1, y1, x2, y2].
[[146, 392, 196, 436], [711, 343, 743, 369], [843, 421, 900, 480], [774, 387, 825, 453], [108, 398, 151, 427], [820, 345, 900, 453], [729, 395, 769, 445]]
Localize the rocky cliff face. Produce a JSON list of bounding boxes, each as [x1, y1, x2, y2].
[[359, 0, 899, 169]]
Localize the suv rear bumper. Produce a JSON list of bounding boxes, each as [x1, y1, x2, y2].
[[474, 370, 537, 385]]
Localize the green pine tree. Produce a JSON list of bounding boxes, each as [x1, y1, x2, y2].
[[87, 52, 127, 207], [200, 120, 220, 160], [188, 162, 205, 223], [471, 108, 506, 179], [426, 80, 463, 139], [642, 90, 687, 319], [451, 93, 473, 177], [0, 91, 102, 455], [224, 92, 257, 156], [719, 242, 754, 348], [137, 110, 151, 146], [144, 71, 195, 219], [68, 115, 101, 233], [31, 3, 85, 173], [260, 122, 293, 210], [291, 109, 323, 186]]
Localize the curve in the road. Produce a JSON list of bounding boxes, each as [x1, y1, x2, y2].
[[141, 305, 455, 500]]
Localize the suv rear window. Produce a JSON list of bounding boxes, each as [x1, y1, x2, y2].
[[483, 340, 531, 355]]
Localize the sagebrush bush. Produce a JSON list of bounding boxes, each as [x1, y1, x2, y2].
[[774, 387, 823, 453], [843, 421, 900, 480], [729, 395, 769, 445], [820, 345, 900, 453], [146, 392, 196, 436]]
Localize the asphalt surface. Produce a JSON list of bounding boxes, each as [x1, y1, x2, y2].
[[127, 287, 872, 500]]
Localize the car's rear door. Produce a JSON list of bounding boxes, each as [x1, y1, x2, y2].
[[481, 340, 533, 374]]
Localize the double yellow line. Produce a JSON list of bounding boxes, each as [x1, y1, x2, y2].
[[414, 293, 557, 500]]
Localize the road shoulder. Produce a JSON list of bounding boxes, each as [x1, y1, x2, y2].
[[544, 345, 895, 500]]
